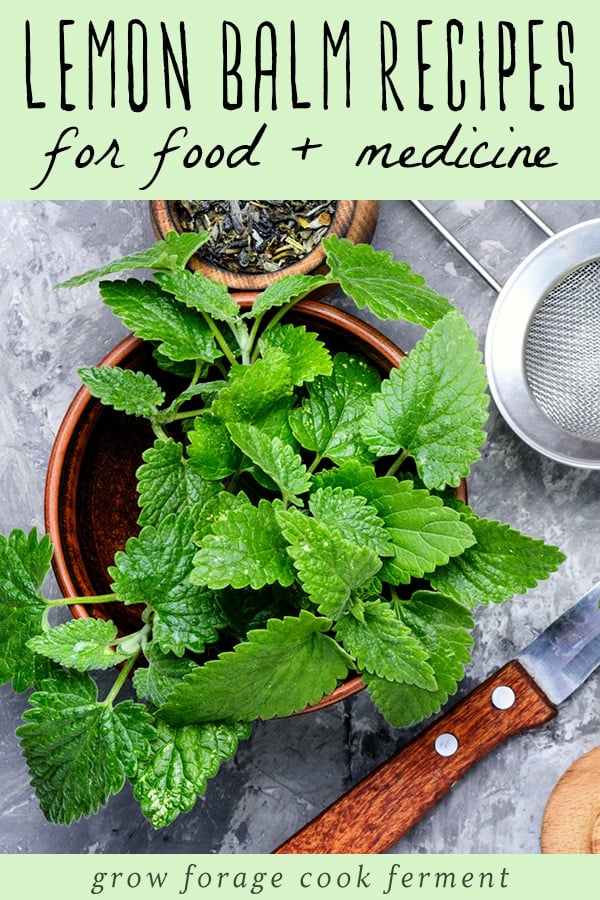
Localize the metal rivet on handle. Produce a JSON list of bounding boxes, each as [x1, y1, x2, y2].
[[491, 685, 516, 710], [434, 733, 459, 757]]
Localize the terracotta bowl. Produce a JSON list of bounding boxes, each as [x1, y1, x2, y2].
[[148, 200, 380, 290], [44, 295, 465, 713]]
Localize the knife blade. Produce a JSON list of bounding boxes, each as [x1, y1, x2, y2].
[[274, 581, 600, 854]]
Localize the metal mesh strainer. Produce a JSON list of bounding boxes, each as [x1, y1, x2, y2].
[[411, 201, 600, 468], [525, 259, 600, 442]]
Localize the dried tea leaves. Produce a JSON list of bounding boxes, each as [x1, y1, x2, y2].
[[174, 200, 336, 274]]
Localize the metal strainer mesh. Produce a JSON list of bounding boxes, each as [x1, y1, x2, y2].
[[524, 258, 600, 441]]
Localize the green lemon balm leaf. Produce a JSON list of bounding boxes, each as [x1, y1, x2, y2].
[[56, 232, 209, 288], [212, 349, 293, 424], [17, 670, 156, 824], [250, 395, 298, 447], [313, 462, 475, 584], [110, 508, 225, 656], [191, 499, 296, 591], [308, 486, 393, 557], [133, 644, 199, 707], [0, 528, 54, 692], [192, 490, 252, 544], [365, 591, 474, 727], [8, 527, 54, 588], [258, 323, 333, 385], [187, 416, 241, 481], [276, 507, 382, 618], [133, 718, 250, 829], [375, 483, 476, 585], [160, 611, 351, 725], [324, 235, 452, 327], [362, 310, 489, 489], [155, 269, 240, 322], [289, 353, 381, 464], [27, 618, 130, 671], [227, 422, 311, 503], [99, 279, 221, 364], [78, 366, 165, 419], [137, 438, 220, 527], [249, 274, 332, 317], [430, 510, 566, 606], [335, 600, 436, 688]]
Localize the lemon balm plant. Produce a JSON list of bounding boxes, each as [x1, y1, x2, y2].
[[0, 232, 564, 828]]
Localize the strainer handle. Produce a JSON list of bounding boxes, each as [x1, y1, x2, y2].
[[411, 200, 556, 294]]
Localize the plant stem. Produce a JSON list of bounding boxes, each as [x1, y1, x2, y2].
[[214, 357, 228, 378], [202, 313, 238, 366], [44, 593, 117, 608], [42, 594, 118, 631], [307, 453, 324, 475], [188, 359, 203, 391], [103, 652, 140, 708], [152, 421, 169, 441], [388, 586, 404, 619], [246, 313, 265, 363], [389, 586, 401, 604], [255, 276, 335, 343], [161, 358, 204, 414], [230, 320, 252, 365], [261, 299, 297, 334], [385, 450, 410, 478], [168, 408, 207, 422]]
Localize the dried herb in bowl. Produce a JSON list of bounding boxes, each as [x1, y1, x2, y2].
[[175, 200, 337, 273]]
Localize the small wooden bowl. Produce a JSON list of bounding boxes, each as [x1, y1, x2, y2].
[[149, 200, 380, 290], [542, 746, 600, 853]]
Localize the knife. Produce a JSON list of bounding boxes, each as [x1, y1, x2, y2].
[[274, 581, 600, 854]]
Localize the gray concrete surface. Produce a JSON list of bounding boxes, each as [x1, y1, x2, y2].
[[1, 199, 599, 854]]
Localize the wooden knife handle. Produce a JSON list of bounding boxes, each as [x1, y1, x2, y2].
[[274, 660, 557, 854]]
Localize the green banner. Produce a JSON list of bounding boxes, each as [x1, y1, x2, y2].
[[1, 853, 600, 899], [1, 0, 596, 197]]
